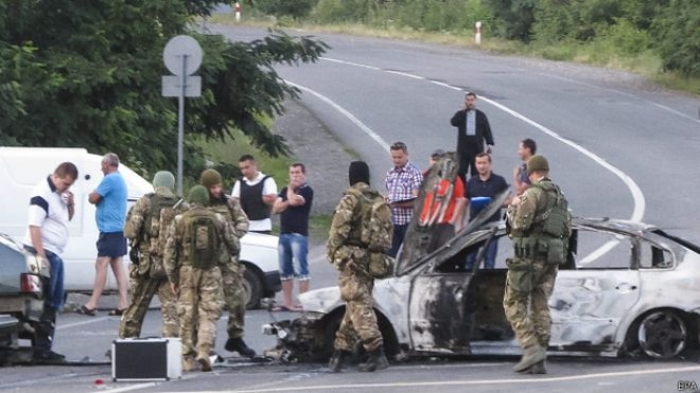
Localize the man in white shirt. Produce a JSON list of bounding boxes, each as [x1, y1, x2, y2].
[[23, 162, 78, 363], [231, 155, 278, 234]]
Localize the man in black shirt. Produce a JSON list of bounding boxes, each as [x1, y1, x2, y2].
[[272, 162, 314, 311]]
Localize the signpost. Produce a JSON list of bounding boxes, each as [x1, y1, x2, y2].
[[162, 35, 203, 195]]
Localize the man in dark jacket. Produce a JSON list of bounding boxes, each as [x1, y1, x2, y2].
[[450, 92, 494, 181]]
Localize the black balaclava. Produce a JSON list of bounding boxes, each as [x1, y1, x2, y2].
[[349, 161, 370, 186]]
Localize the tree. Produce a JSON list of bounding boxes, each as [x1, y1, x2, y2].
[[653, 0, 700, 77], [0, 0, 328, 177]]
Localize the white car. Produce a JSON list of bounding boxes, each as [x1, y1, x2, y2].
[[0, 147, 280, 309], [264, 191, 700, 361]]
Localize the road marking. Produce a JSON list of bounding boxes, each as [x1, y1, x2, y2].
[[318, 55, 645, 223], [187, 364, 700, 392], [57, 316, 111, 330], [285, 81, 391, 152]]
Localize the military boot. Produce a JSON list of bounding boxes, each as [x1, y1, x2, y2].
[[182, 357, 197, 372], [328, 349, 351, 372], [357, 345, 389, 372], [196, 352, 212, 372], [225, 337, 256, 357], [522, 360, 547, 375], [513, 345, 546, 373]]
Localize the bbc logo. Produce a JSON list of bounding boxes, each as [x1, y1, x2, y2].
[[678, 380, 698, 391]]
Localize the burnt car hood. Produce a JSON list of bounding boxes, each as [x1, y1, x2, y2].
[[395, 187, 510, 276]]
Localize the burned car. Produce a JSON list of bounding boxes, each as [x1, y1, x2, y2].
[[264, 189, 700, 362]]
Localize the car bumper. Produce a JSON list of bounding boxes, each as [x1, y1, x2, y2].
[[264, 271, 281, 293]]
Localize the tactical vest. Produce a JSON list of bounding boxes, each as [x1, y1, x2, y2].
[[240, 176, 271, 220], [513, 181, 572, 264], [344, 187, 393, 252], [184, 209, 220, 270]]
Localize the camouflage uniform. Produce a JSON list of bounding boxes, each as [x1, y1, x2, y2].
[[504, 174, 570, 373], [120, 175, 180, 338], [209, 195, 249, 340], [164, 189, 240, 370], [328, 182, 384, 354]]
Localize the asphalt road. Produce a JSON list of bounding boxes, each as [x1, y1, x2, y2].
[[3, 25, 700, 393]]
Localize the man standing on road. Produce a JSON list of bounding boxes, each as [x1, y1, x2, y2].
[[23, 162, 78, 363], [464, 153, 509, 270], [327, 161, 392, 373], [513, 138, 537, 196], [164, 185, 240, 372], [504, 155, 571, 375], [120, 171, 181, 339], [200, 169, 255, 357], [231, 155, 278, 234], [384, 141, 423, 258], [79, 153, 128, 316], [272, 162, 314, 311], [450, 92, 494, 181]]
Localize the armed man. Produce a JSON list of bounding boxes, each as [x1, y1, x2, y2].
[[199, 169, 255, 357], [164, 185, 240, 372], [120, 171, 182, 339], [327, 161, 394, 373], [504, 155, 572, 375]]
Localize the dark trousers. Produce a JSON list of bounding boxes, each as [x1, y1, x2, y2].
[[459, 139, 479, 182], [388, 224, 408, 258]]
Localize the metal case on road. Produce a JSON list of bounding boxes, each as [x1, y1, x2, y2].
[[112, 338, 182, 382]]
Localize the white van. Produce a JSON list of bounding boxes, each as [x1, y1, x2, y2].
[[0, 147, 280, 308]]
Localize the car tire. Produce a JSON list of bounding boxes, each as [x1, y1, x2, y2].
[[243, 268, 262, 310], [637, 309, 688, 359]]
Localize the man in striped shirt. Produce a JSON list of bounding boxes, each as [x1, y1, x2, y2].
[[23, 162, 78, 363], [384, 142, 423, 258]]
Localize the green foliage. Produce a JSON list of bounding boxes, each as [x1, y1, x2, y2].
[[254, 0, 319, 20], [652, 0, 700, 77], [0, 0, 328, 181], [483, 0, 536, 41]]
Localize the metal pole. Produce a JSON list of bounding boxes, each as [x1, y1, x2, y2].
[[177, 54, 188, 196]]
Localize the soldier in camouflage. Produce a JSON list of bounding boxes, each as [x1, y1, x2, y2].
[[120, 171, 181, 339], [327, 161, 391, 373], [503, 155, 571, 375], [200, 169, 255, 357], [164, 185, 240, 372]]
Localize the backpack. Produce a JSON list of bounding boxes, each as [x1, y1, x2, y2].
[[346, 188, 395, 279], [530, 181, 572, 264], [186, 210, 220, 270], [145, 193, 180, 278]]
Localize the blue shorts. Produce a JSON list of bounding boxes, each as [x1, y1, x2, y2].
[[97, 232, 127, 258], [278, 233, 309, 281]]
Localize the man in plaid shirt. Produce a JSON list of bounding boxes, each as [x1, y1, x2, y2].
[[384, 141, 423, 257]]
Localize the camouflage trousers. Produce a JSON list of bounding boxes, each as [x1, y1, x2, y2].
[[503, 257, 558, 350], [178, 265, 224, 358], [221, 260, 246, 339], [119, 264, 178, 338], [334, 267, 383, 353]]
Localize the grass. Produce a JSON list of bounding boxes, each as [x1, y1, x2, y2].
[[208, 14, 700, 95], [195, 128, 295, 191]]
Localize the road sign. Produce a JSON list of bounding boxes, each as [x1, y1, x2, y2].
[[163, 35, 203, 76], [162, 75, 201, 97]]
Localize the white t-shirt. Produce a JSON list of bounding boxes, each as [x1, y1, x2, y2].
[[232, 172, 278, 232], [22, 176, 71, 255]]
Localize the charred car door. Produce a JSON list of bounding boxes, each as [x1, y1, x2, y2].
[[549, 224, 642, 351], [404, 190, 509, 354]]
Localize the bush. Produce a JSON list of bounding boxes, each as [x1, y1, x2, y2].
[[652, 0, 700, 77]]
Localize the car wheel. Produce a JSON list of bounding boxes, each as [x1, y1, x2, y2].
[[243, 268, 262, 310], [318, 310, 344, 361], [637, 310, 688, 359]]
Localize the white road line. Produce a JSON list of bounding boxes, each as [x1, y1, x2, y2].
[[320, 55, 644, 222], [285, 80, 391, 152], [57, 316, 111, 330], [172, 364, 700, 393]]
